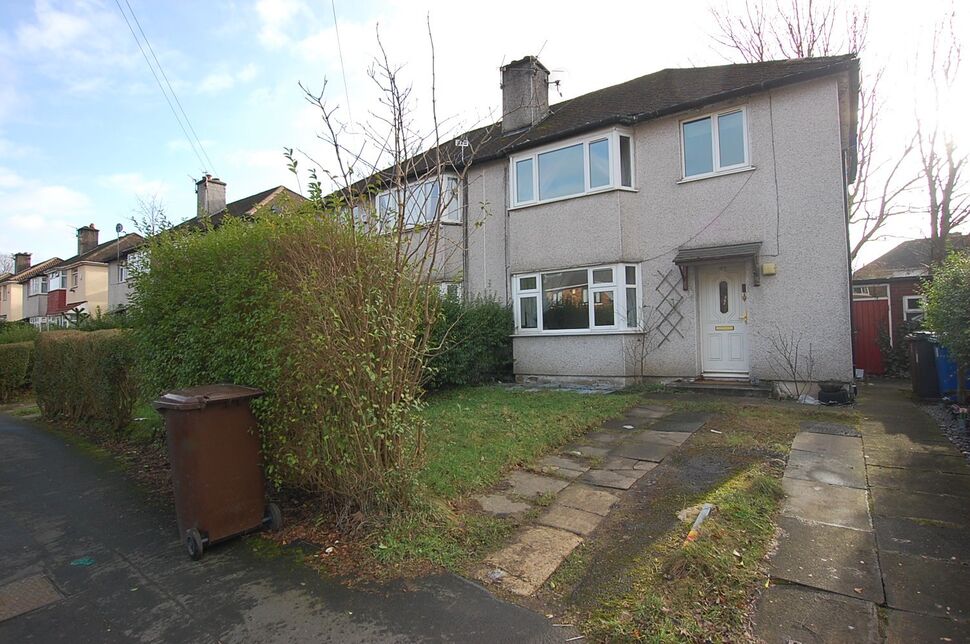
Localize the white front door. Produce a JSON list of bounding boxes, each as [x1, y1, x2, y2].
[[699, 263, 749, 376]]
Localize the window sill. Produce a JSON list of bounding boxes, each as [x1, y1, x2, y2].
[[677, 165, 755, 184], [513, 328, 643, 338], [509, 186, 637, 211]]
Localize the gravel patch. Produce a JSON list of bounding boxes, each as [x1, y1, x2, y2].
[[921, 403, 970, 462]]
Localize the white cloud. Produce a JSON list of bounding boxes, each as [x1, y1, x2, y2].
[[256, 0, 307, 49], [98, 173, 170, 199], [0, 174, 94, 256], [199, 63, 260, 94]]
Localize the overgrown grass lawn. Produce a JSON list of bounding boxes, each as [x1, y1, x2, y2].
[[418, 386, 639, 498], [373, 386, 638, 570]]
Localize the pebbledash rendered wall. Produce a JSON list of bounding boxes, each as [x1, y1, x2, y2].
[[462, 74, 854, 385]]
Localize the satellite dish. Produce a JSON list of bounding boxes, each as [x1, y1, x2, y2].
[[115, 223, 124, 234]]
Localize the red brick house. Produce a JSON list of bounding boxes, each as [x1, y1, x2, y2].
[[851, 233, 970, 375]]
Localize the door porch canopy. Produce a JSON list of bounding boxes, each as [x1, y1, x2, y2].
[[672, 241, 762, 290]]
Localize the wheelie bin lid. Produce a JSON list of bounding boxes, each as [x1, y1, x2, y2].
[[152, 384, 264, 411]]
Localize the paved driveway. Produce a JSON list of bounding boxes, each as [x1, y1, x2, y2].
[[754, 381, 970, 643], [0, 414, 567, 643]]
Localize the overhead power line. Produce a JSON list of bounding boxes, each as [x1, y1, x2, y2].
[[331, 0, 353, 123], [113, 0, 217, 176]]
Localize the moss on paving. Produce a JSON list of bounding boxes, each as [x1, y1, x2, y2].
[[541, 396, 859, 643]]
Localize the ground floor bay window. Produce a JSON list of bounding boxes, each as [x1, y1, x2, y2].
[[513, 264, 640, 333]]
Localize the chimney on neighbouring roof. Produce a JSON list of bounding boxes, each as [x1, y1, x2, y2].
[[196, 174, 227, 216], [501, 56, 550, 134], [77, 224, 99, 255], [13, 252, 31, 274]]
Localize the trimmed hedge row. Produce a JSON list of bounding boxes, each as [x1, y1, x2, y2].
[[0, 341, 33, 402], [426, 296, 513, 389], [33, 330, 139, 432]]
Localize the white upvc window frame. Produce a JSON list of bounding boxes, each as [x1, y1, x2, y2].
[[29, 275, 48, 296], [679, 106, 750, 181], [374, 174, 462, 229], [438, 281, 462, 301], [512, 263, 642, 335], [902, 295, 925, 322], [510, 127, 635, 209], [118, 262, 130, 284], [49, 271, 66, 290]]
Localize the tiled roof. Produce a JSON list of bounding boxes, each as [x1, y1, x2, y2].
[[175, 186, 306, 231], [5, 257, 63, 284], [352, 55, 858, 191], [853, 233, 970, 280], [54, 233, 146, 270]]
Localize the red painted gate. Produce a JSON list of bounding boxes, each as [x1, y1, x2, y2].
[[852, 299, 890, 375]]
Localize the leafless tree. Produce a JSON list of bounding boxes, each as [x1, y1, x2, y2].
[[0, 253, 14, 275], [624, 307, 663, 383], [761, 326, 817, 399], [916, 12, 968, 264], [710, 0, 917, 263], [130, 194, 172, 237]]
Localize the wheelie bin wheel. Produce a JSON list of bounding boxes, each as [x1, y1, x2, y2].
[[186, 528, 204, 561], [265, 503, 283, 532]]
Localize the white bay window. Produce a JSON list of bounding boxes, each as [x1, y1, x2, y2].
[[511, 129, 634, 208], [513, 264, 640, 334]]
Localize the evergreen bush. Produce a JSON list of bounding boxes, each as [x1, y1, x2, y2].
[[426, 296, 513, 389], [0, 341, 33, 402]]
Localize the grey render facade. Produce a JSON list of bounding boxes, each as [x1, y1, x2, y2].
[[398, 55, 858, 386]]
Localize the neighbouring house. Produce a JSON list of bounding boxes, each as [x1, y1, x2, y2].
[[851, 232, 970, 375], [104, 176, 307, 312], [353, 54, 859, 389], [33, 225, 145, 328], [0, 253, 63, 323]]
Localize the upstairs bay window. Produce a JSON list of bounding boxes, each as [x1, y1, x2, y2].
[[376, 175, 461, 228], [29, 276, 48, 296], [511, 129, 634, 208], [513, 264, 640, 334], [49, 271, 66, 290], [681, 107, 749, 180]]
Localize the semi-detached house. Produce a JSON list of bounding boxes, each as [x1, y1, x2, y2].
[[364, 54, 859, 388]]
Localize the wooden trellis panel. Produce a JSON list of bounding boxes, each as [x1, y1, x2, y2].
[[654, 268, 685, 347]]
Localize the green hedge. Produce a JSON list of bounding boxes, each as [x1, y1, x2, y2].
[[426, 296, 513, 389], [33, 330, 139, 432], [0, 321, 38, 345], [0, 341, 33, 402]]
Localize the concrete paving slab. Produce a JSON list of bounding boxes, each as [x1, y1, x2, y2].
[[650, 412, 710, 433], [867, 465, 970, 497], [873, 515, 970, 562], [537, 504, 604, 537], [536, 455, 589, 474], [0, 574, 62, 622], [791, 432, 864, 457], [625, 406, 670, 420], [885, 608, 970, 644], [504, 471, 571, 499], [753, 583, 879, 644], [863, 448, 970, 474], [870, 487, 970, 527], [583, 430, 626, 444], [560, 444, 612, 459], [781, 478, 872, 531], [612, 440, 677, 463], [484, 526, 582, 596], [864, 434, 960, 455], [770, 516, 883, 603], [473, 494, 532, 517], [556, 484, 618, 516], [634, 460, 659, 471], [882, 551, 970, 619], [599, 456, 640, 471], [580, 469, 642, 490], [800, 420, 861, 437], [632, 430, 692, 446], [785, 449, 867, 489]]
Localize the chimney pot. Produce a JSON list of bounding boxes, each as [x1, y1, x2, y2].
[[13, 252, 31, 274], [196, 174, 227, 217], [501, 56, 550, 134], [77, 224, 100, 255]]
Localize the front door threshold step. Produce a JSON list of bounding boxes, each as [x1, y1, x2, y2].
[[665, 379, 773, 397]]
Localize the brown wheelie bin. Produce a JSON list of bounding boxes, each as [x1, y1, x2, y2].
[[152, 384, 281, 560]]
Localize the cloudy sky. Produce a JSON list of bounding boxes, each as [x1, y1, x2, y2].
[[0, 0, 965, 267]]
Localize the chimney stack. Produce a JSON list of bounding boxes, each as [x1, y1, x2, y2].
[[13, 252, 31, 274], [501, 56, 550, 134], [196, 174, 227, 216], [77, 224, 99, 255]]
